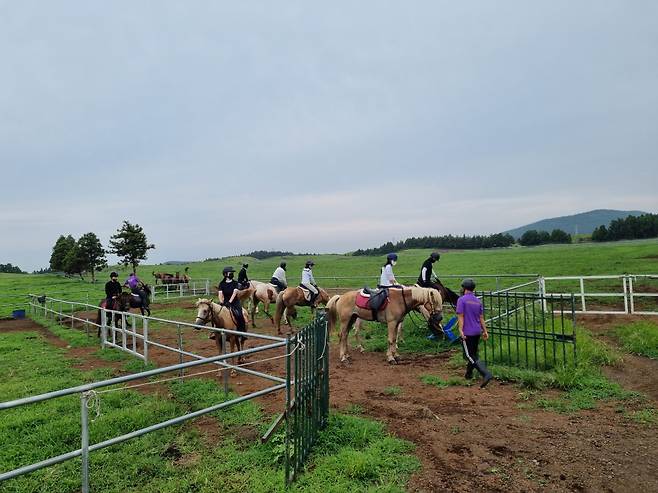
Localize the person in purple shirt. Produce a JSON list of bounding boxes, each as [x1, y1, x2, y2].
[[456, 278, 492, 388], [124, 272, 147, 307]]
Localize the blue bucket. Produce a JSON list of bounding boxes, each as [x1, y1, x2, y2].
[[442, 316, 460, 343], [12, 309, 26, 319]]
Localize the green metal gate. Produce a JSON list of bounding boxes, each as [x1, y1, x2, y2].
[[480, 291, 577, 370], [285, 312, 330, 484]]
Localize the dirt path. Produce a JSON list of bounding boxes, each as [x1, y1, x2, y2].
[[2, 314, 657, 492]]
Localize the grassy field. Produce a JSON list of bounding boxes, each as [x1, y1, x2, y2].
[[0, 330, 419, 492], [1, 239, 657, 318]]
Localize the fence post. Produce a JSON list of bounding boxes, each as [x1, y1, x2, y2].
[[81, 392, 90, 493], [622, 276, 629, 314], [179, 283, 184, 298], [177, 324, 184, 378], [222, 331, 229, 397], [538, 277, 547, 312], [628, 276, 635, 314], [205, 279, 210, 295], [143, 318, 149, 364], [100, 310, 107, 348], [579, 278, 586, 312]]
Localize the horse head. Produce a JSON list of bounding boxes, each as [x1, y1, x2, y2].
[[194, 298, 214, 326]]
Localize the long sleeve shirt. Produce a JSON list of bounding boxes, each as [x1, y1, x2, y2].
[[105, 280, 122, 298], [272, 267, 287, 284], [301, 267, 316, 286], [379, 264, 395, 287]]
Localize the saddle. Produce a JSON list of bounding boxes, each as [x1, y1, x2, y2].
[[299, 286, 312, 302], [355, 286, 389, 319]]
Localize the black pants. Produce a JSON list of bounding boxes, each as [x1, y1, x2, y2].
[[462, 335, 481, 376], [131, 287, 147, 306], [229, 300, 246, 332], [270, 278, 286, 292]]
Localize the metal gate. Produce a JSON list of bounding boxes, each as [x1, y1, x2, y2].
[[481, 291, 577, 370], [285, 312, 330, 484]]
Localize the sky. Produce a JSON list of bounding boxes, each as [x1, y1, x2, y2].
[[2, 1, 657, 271]]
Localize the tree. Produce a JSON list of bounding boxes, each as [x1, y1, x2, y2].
[[62, 243, 87, 279], [519, 230, 541, 246], [77, 232, 107, 282], [49, 235, 76, 271], [108, 221, 155, 273], [550, 229, 572, 244], [591, 225, 608, 242], [0, 263, 25, 273]]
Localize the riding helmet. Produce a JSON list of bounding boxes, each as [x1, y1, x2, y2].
[[110, 271, 118, 278], [430, 252, 440, 261], [461, 278, 476, 291], [242, 263, 249, 268], [280, 261, 287, 269], [386, 253, 398, 262], [222, 266, 235, 276], [305, 260, 315, 267]]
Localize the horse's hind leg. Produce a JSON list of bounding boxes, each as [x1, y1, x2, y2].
[[353, 316, 365, 353], [339, 315, 357, 364]]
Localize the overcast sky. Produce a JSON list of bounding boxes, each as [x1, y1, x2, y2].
[[2, 1, 657, 271]]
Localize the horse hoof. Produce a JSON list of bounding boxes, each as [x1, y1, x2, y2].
[[356, 345, 365, 353], [387, 357, 398, 365]]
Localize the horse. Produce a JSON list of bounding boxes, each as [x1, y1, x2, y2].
[[194, 298, 250, 376], [249, 280, 280, 327], [95, 297, 123, 336], [273, 286, 331, 335], [326, 286, 443, 364], [152, 271, 174, 285], [118, 284, 152, 316]]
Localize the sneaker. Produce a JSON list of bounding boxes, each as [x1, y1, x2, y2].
[[464, 371, 473, 380], [480, 373, 493, 388]]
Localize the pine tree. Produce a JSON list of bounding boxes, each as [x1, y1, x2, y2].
[[108, 221, 155, 273], [49, 235, 76, 271], [78, 232, 108, 282]]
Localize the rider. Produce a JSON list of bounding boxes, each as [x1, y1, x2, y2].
[[271, 261, 288, 293], [378, 253, 401, 288], [300, 260, 319, 305], [104, 271, 122, 312], [417, 252, 443, 290], [237, 263, 250, 289], [218, 266, 246, 333], [124, 271, 148, 308]]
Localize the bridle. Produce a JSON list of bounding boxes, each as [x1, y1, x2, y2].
[[197, 301, 224, 326]]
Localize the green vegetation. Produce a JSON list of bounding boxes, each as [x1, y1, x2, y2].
[[592, 212, 658, 242], [0, 327, 419, 492], [614, 321, 658, 359], [420, 375, 471, 388]]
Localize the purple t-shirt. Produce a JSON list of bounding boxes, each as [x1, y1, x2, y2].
[[456, 292, 483, 336], [125, 275, 139, 289]]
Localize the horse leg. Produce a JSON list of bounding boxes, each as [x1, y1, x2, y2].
[[394, 321, 403, 358], [264, 300, 274, 323], [386, 321, 399, 364], [353, 317, 365, 353], [250, 295, 257, 328], [230, 337, 238, 377], [339, 314, 357, 363]]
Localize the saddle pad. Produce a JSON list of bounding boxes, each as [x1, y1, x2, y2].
[[355, 292, 370, 309], [300, 287, 312, 301]]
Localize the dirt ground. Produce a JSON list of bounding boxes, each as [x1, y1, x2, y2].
[[2, 309, 657, 493]]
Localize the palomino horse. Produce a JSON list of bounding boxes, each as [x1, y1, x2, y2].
[[273, 286, 331, 335], [326, 286, 443, 364], [193, 298, 250, 376], [249, 280, 280, 327]]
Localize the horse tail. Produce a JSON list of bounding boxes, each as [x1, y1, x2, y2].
[[326, 295, 340, 335]]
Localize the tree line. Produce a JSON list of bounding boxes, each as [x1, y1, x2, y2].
[[48, 221, 155, 281], [591, 213, 658, 242], [0, 263, 25, 274], [353, 229, 573, 255]]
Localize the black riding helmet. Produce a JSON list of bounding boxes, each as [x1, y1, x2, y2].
[[461, 278, 476, 291], [305, 260, 315, 267], [222, 266, 235, 276], [280, 261, 287, 269], [242, 263, 248, 268], [430, 252, 440, 262], [110, 272, 118, 278]]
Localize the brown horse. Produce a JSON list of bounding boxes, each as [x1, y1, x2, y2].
[[326, 286, 443, 364], [273, 286, 331, 335], [194, 298, 250, 376], [152, 271, 174, 285]]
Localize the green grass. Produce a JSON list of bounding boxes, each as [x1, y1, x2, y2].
[[2, 238, 658, 317], [614, 321, 658, 359], [0, 327, 420, 492], [420, 375, 471, 388]]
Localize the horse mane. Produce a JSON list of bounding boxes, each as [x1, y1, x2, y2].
[[409, 286, 442, 307], [196, 298, 216, 307]]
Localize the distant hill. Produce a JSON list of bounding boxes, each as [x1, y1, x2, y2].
[[504, 209, 648, 239]]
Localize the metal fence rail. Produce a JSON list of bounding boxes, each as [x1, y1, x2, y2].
[[481, 291, 576, 370]]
